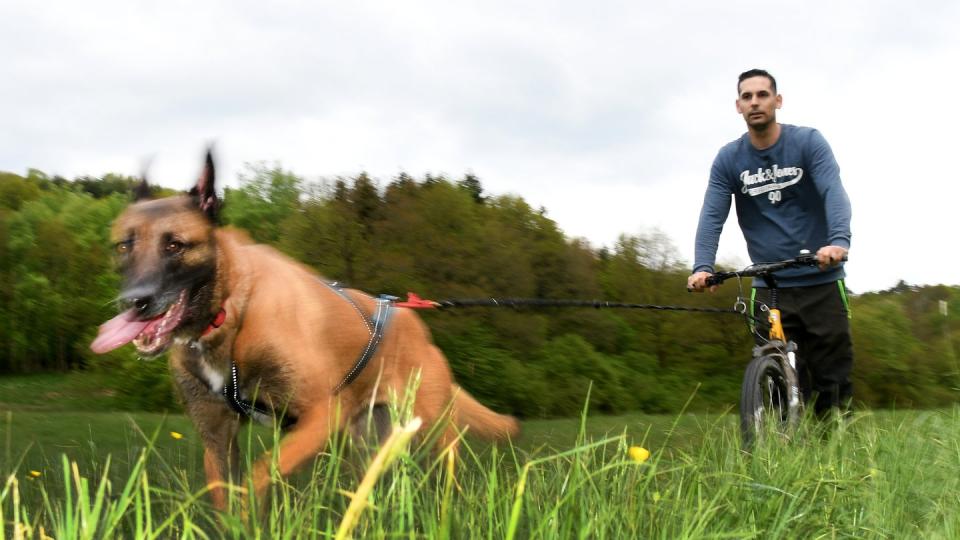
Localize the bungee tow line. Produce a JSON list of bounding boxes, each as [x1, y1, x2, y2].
[[392, 292, 743, 316], [221, 289, 745, 423]]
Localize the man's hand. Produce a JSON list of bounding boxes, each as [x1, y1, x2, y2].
[[687, 271, 718, 293], [816, 245, 848, 270]]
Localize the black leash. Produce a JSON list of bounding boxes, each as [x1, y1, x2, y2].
[[416, 295, 764, 346], [407, 296, 741, 315], [220, 288, 742, 424]]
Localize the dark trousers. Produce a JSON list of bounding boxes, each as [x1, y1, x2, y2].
[[752, 281, 854, 416]]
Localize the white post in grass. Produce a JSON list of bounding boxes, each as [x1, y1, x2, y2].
[[940, 300, 958, 383]]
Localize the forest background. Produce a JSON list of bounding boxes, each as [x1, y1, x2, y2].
[[1, 165, 956, 416]]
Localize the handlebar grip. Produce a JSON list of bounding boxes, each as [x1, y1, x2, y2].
[[687, 274, 723, 292]]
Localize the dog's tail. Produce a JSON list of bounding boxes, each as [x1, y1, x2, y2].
[[452, 385, 520, 440]]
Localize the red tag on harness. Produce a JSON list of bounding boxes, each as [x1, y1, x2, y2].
[[394, 292, 439, 309]]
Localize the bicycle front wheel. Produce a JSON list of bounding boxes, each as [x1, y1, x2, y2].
[[739, 353, 800, 448]]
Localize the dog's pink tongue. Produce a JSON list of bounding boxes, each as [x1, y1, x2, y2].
[[90, 309, 151, 354]]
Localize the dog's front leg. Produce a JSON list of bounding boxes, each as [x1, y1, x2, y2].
[[171, 359, 240, 510], [251, 402, 343, 500], [196, 404, 241, 510]]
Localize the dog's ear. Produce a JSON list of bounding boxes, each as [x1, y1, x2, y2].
[[132, 178, 152, 201], [189, 147, 220, 222], [133, 156, 155, 201]]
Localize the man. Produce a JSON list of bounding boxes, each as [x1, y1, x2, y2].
[[687, 68, 853, 415]]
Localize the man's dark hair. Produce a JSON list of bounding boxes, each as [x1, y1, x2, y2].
[[738, 69, 777, 94]]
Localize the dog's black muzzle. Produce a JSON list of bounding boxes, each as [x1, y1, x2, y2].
[[119, 280, 183, 320]]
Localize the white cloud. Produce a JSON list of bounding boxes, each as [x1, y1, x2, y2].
[[1, 0, 958, 292]]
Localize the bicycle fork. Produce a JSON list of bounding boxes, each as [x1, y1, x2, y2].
[[768, 306, 802, 411]]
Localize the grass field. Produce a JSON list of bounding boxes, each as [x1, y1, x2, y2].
[[2, 373, 960, 538]]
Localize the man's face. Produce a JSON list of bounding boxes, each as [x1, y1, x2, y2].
[[736, 76, 782, 129]]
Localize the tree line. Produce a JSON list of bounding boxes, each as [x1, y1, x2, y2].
[[0, 165, 957, 416]]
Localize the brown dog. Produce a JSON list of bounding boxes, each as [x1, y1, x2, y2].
[[91, 150, 519, 509]]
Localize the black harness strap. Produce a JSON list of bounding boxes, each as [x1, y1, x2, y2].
[[322, 281, 396, 394], [323, 281, 376, 332], [222, 361, 296, 428]]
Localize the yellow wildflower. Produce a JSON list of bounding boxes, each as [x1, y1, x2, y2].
[[170, 431, 184, 440], [628, 446, 650, 463]]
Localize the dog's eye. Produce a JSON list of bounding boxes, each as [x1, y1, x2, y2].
[[115, 242, 131, 255], [165, 240, 185, 254]]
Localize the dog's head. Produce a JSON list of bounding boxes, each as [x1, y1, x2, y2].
[[91, 149, 222, 357]]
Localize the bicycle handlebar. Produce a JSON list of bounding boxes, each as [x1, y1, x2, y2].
[[707, 254, 819, 286], [688, 253, 848, 291]]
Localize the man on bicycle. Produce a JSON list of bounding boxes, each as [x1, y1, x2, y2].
[[687, 68, 853, 416]]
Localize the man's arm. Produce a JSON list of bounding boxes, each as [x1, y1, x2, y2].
[[689, 155, 733, 291], [805, 129, 851, 269], [807, 129, 851, 251], [693, 156, 733, 274]]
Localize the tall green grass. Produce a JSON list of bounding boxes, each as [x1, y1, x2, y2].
[[3, 405, 960, 538]]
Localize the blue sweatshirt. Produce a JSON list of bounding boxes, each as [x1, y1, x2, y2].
[[693, 124, 851, 287]]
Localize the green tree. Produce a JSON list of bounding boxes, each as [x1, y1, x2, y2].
[[222, 163, 302, 244], [457, 172, 485, 204], [0, 171, 42, 210], [4, 162, 960, 418]]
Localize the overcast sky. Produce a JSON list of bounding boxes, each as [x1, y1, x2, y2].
[[2, 0, 958, 293]]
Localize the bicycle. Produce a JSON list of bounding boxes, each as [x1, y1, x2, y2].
[[701, 251, 840, 447]]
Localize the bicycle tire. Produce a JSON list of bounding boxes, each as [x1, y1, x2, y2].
[[739, 352, 800, 448]]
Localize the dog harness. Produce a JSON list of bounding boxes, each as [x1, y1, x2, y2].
[[222, 361, 296, 428], [218, 281, 395, 425], [321, 281, 396, 394]]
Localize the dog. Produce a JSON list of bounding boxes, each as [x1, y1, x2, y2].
[[90, 149, 519, 509]]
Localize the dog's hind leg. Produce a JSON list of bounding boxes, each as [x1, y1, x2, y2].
[[371, 404, 392, 442], [411, 382, 461, 460], [250, 402, 344, 500], [349, 403, 392, 445], [344, 404, 395, 481]]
